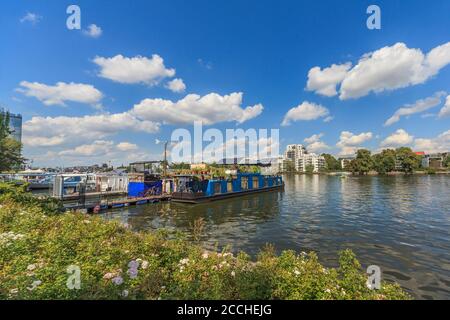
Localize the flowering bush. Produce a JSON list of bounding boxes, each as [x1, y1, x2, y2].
[[0, 184, 409, 300]]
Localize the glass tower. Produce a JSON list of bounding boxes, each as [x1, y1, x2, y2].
[[1, 108, 22, 143]]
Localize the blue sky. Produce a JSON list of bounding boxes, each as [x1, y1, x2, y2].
[[1, 0, 449, 166]]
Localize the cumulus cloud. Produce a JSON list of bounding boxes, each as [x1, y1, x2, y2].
[[23, 112, 160, 148], [116, 142, 138, 151], [131, 92, 263, 125], [414, 130, 450, 153], [306, 63, 352, 97], [281, 101, 330, 126], [17, 81, 103, 107], [20, 12, 42, 24], [384, 92, 446, 126], [438, 95, 450, 118], [306, 42, 450, 100], [83, 24, 102, 38], [93, 54, 175, 85], [336, 131, 373, 156], [59, 140, 114, 157], [165, 78, 186, 93], [380, 129, 414, 148]]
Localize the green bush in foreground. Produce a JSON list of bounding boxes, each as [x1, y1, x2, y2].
[[0, 183, 410, 300]]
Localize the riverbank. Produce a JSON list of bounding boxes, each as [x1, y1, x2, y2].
[[0, 182, 409, 300]]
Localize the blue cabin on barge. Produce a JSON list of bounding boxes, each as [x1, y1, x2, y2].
[[171, 172, 283, 203]]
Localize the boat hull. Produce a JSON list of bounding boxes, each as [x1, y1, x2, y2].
[[171, 184, 284, 204]]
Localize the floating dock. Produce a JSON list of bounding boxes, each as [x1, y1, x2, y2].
[[63, 195, 171, 213]]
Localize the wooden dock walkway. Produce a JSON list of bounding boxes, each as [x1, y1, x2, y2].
[[63, 194, 172, 213]]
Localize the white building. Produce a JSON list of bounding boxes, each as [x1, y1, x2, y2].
[[284, 144, 307, 161], [295, 153, 325, 173], [280, 145, 325, 173]]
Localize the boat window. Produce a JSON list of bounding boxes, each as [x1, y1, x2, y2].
[[253, 177, 259, 189], [241, 177, 248, 190], [227, 181, 233, 192], [214, 182, 222, 194]]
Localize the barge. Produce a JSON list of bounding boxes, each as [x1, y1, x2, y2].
[[171, 172, 283, 204]]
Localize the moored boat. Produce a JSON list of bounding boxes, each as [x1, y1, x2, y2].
[[171, 172, 283, 204]]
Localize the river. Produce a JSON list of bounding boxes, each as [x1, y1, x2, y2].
[[103, 174, 450, 299]]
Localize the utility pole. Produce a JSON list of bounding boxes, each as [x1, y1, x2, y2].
[[163, 141, 168, 177]]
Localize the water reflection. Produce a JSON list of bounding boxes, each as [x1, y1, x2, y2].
[[104, 175, 450, 299]]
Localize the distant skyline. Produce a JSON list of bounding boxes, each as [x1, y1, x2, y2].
[[1, 0, 449, 166]]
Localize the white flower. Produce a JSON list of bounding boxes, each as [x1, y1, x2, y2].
[[325, 288, 331, 294], [179, 258, 189, 265], [231, 271, 236, 277], [27, 280, 42, 291], [202, 252, 209, 259], [141, 260, 149, 269], [294, 269, 300, 276], [9, 288, 19, 294], [27, 264, 36, 271], [121, 290, 129, 297]]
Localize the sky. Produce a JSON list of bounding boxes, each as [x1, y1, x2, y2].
[[1, 0, 449, 166]]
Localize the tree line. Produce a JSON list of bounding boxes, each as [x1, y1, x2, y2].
[[322, 147, 449, 175]]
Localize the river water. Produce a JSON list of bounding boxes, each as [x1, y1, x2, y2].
[[103, 174, 450, 299]]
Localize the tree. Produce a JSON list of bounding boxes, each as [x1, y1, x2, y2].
[[444, 155, 450, 168], [372, 149, 396, 174], [322, 153, 342, 171], [284, 160, 296, 173], [305, 164, 315, 174], [395, 147, 420, 174], [0, 111, 24, 172], [352, 149, 374, 175]]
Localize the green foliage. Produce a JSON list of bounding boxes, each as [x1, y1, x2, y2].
[[322, 154, 342, 171], [350, 149, 374, 175], [0, 112, 24, 172], [284, 160, 296, 173], [444, 156, 450, 168], [372, 149, 396, 175], [305, 164, 315, 174], [395, 147, 420, 174], [0, 184, 409, 300]]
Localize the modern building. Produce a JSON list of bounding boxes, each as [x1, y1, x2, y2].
[[0, 108, 22, 143], [280, 145, 325, 173], [295, 153, 326, 173], [284, 144, 307, 161], [421, 153, 448, 169]]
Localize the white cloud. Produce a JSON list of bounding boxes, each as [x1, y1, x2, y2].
[[414, 130, 450, 153], [380, 129, 414, 148], [20, 12, 42, 24], [306, 63, 352, 97], [165, 78, 186, 93], [307, 42, 450, 100], [93, 54, 175, 85], [336, 131, 373, 156], [323, 116, 334, 123], [23, 112, 160, 148], [438, 95, 450, 118], [131, 92, 263, 125], [17, 81, 103, 107], [304, 133, 324, 144], [83, 24, 102, 38], [59, 140, 114, 157], [116, 142, 138, 151], [384, 92, 446, 126], [22, 135, 66, 147], [281, 101, 330, 126]]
